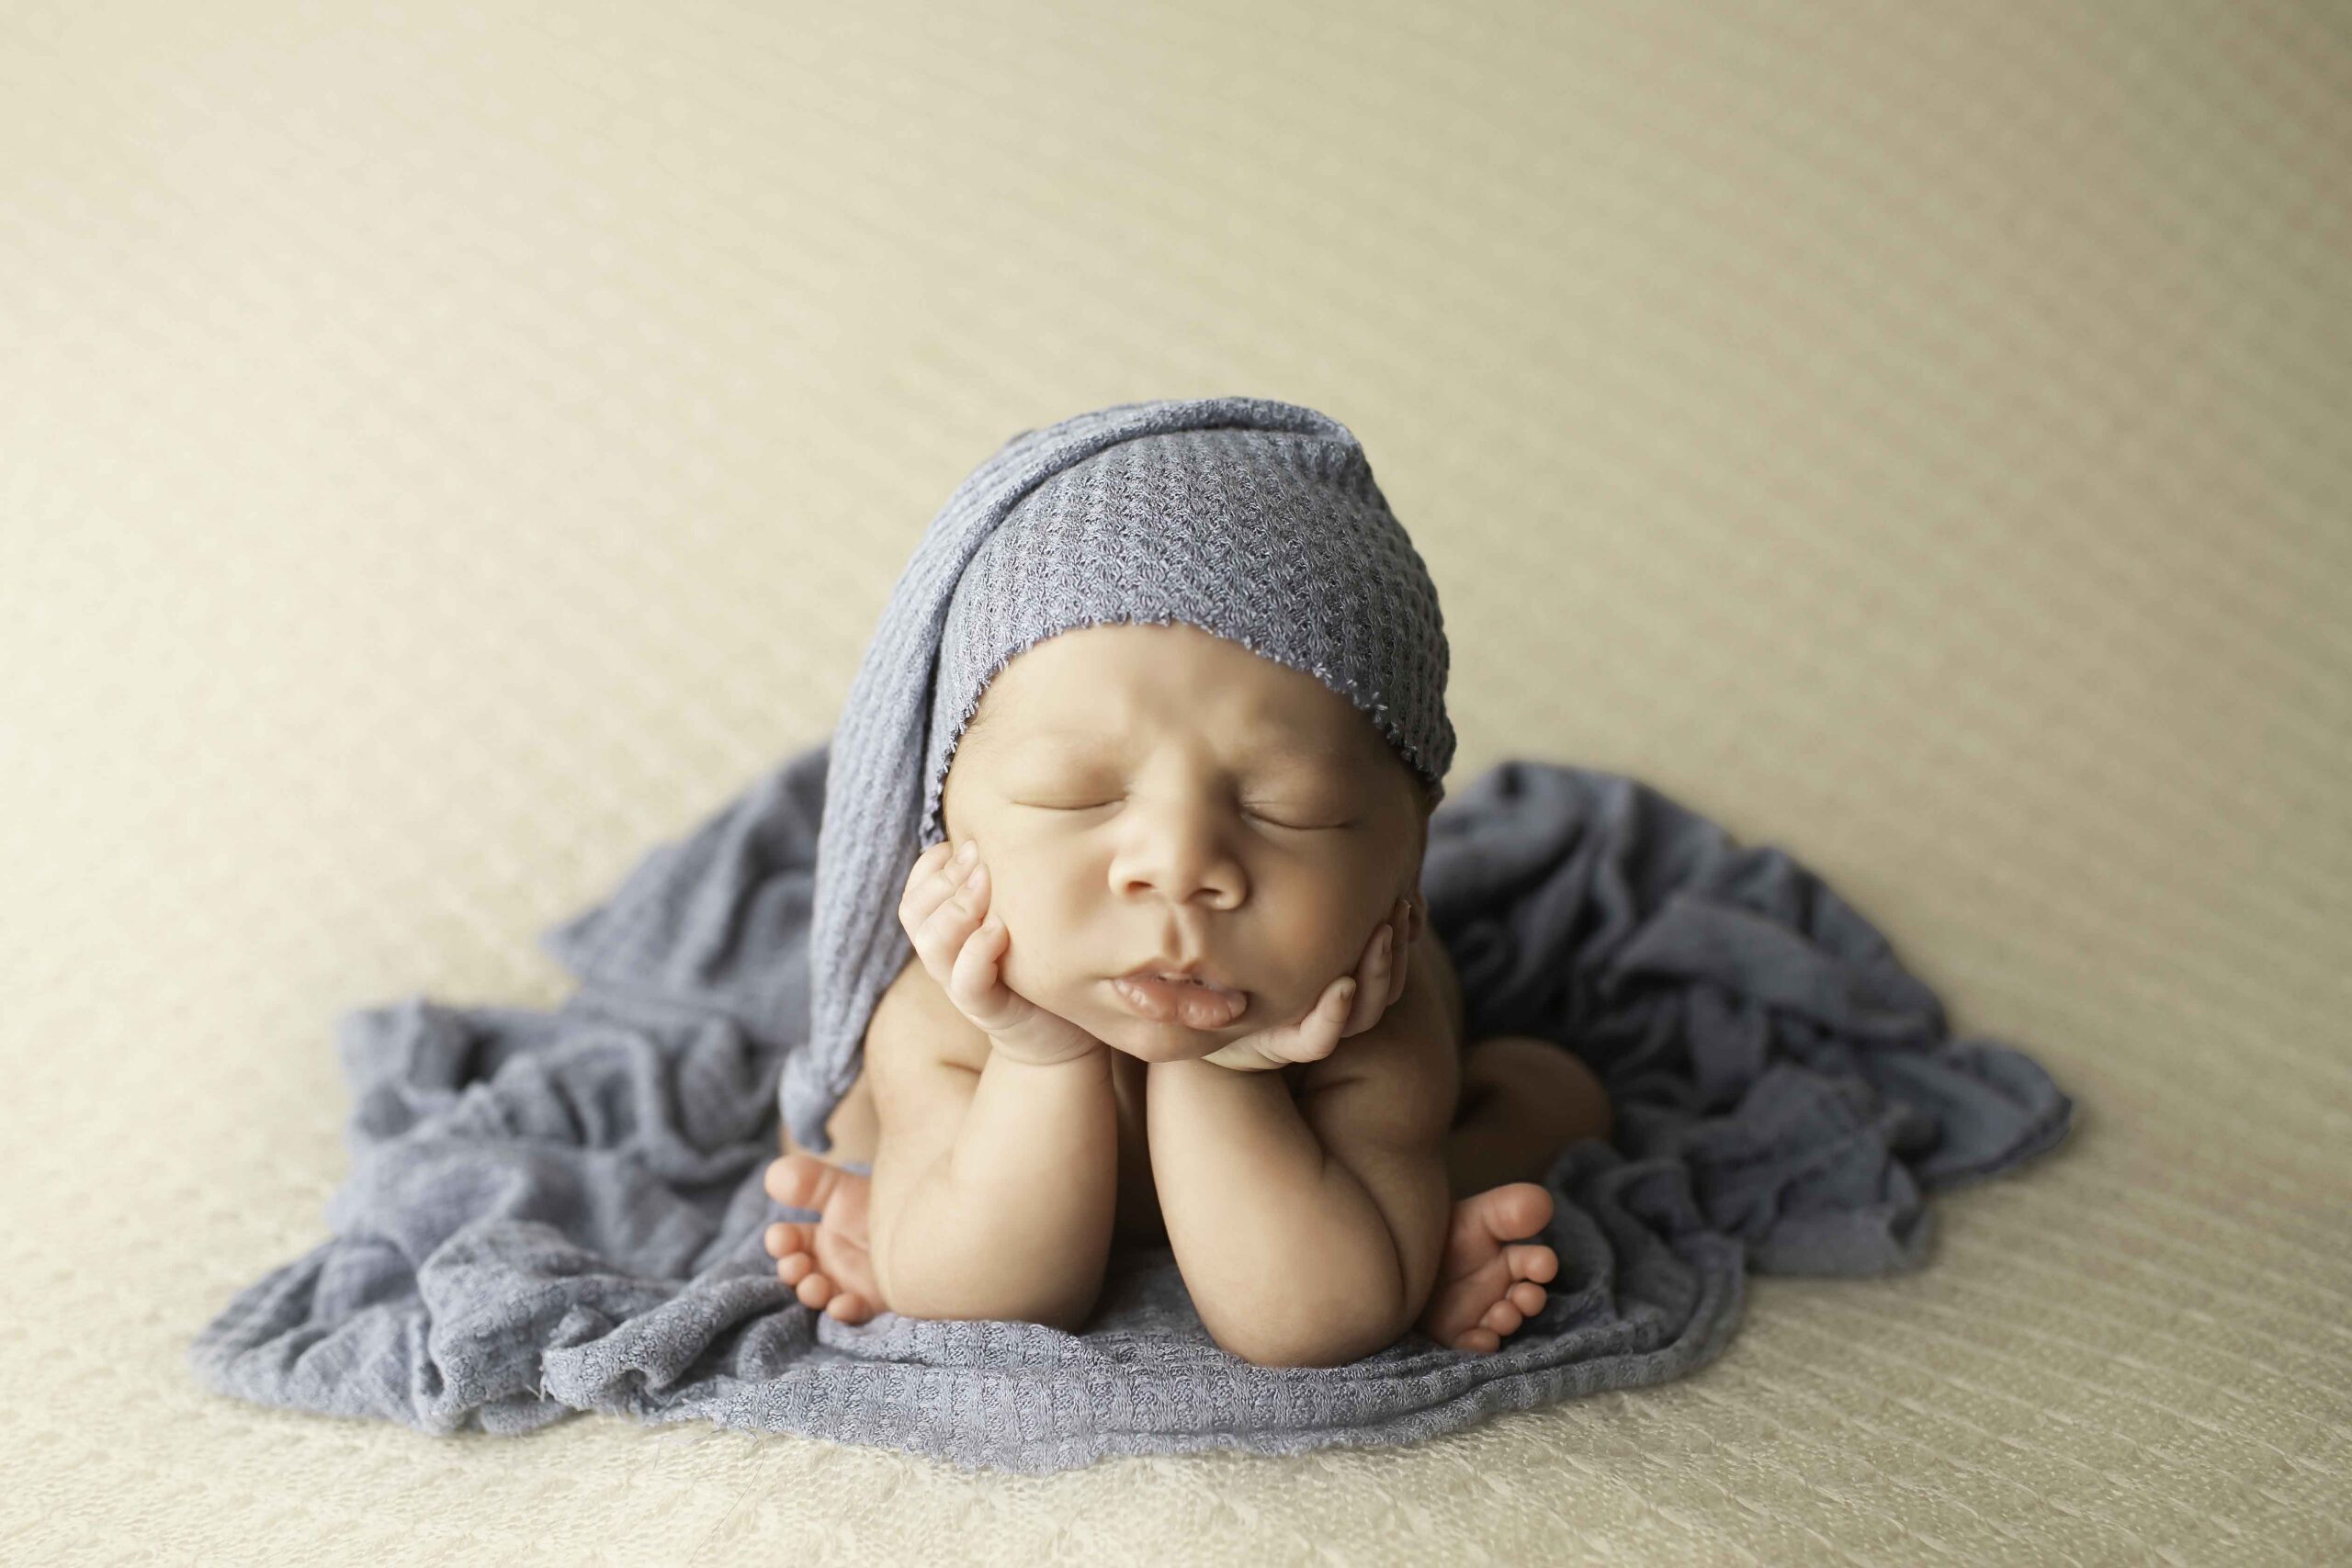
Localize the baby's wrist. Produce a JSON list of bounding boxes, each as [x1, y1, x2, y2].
[[985, 1032, 1108, 1069]]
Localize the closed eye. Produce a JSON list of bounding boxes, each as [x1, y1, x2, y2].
[[1245, 806, 1344, 830], [1021, 800, 1347, 830]]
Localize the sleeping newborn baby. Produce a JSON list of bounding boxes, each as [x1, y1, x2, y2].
[[760, 399, 1613, 1366]]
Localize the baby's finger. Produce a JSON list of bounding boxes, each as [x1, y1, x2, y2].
[[1259, 978, 1351, 1065], [916, 841, 986, 919], [898, 840, 967, 930], [1384, 913, 1410, 1011], [909, 852, 991, 971], [949, 910, 1011, 1004], [1377, 897, 1415, 1010], [1294, 976, 1354, 1062], [1340, 923, 1396, 1034]]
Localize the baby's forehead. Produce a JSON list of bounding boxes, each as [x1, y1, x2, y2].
[[987, 648, 1369, 759]]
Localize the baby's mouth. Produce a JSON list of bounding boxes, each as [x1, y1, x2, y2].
[[1110, 971, 1249, 1028]]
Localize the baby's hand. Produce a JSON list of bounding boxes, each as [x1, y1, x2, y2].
[[1199, 896, 1419, 1073], [899, 839, 1103, 1067]]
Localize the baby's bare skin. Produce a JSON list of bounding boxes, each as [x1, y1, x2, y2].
[[765, 624, 1612, 1360], [764, 931, 1610, 1354]]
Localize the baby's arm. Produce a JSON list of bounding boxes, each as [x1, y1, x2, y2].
[[1147, 951, 1457, 1367], [865, 1024, 1120, 1330], [865, 837, 1122, 1329]]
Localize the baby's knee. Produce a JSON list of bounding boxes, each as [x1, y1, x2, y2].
[[1464, 1034, 1612, 1140]]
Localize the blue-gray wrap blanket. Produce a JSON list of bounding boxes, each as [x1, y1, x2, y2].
[[187, 744, 2075, 1473]]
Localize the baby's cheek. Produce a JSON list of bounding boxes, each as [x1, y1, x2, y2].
[[1257, 949, 1346, 1017], [1306, 888, 1390, 974], [993, 897, 1082, 993]]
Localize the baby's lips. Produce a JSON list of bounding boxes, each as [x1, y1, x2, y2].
[[1112, 973, 1249, 1028]]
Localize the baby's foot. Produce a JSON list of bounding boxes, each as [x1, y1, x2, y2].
[[763, 1154, 883, 1325], [1417, 1182, 1558, 1354]]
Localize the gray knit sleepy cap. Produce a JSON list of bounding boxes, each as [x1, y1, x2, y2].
[[783, 395, 1455, 1153]]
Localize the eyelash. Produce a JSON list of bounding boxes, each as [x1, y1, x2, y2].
[[1037, 801, 1331, 830]]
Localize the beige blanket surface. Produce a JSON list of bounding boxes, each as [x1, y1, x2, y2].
[[5, 2, 2344, 1561]]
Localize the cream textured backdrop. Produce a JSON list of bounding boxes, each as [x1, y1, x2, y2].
[[5, 1, 2346, 1562]]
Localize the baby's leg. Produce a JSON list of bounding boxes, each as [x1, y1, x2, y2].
[[1417, 1037, 1611, 1353], [772, 1043, 1121, 1332], [1443, 1035, 1613, 1198]]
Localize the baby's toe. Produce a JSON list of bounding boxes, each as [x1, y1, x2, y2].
[[764, 1220, 812, 1258], [794, 1271, 835, 1310], [1504, 1242, 1559, 1284], [776, 1252, 815, 1286], [1507, 1280, 1548, 1317], [824, 1291, 872, 1324], [1488, 1180, 1553, 1238], [764, 1154, 832, 1211], [1481, 1300, 1525, 1337], [1455, 1326, 1502, 1354]]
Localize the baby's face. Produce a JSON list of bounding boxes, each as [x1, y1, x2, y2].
[[938, 621, 1429, 1064]]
